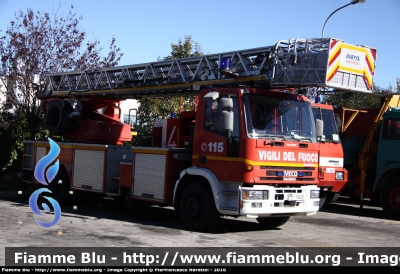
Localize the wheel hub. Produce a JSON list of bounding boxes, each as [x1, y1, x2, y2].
[[389, 187, 400, 212], [185, 195, 204, 219]]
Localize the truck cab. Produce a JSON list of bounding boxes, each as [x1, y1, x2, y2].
[[312, 103, 348, 207], [129, 86, 322, 230], [374, 107, 400, 218], [164, 87, 322, 229]]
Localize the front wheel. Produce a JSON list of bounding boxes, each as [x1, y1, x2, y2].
[[256, 216, 290, 229], [179, 182, 220, 231], [381, 180, 400, 220], [326, 192, 340, 204], [318, 192, 327, 209]]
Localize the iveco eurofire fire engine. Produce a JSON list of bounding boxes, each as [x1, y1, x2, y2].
[[21, 37, 376, 231]]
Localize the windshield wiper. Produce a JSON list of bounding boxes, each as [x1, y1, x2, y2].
[[320, 138, 341, 144], [265, 135, 286, 141], [291, 136, 312, 142]]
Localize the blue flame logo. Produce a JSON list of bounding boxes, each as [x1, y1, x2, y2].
[[29, 138, 62, 229]]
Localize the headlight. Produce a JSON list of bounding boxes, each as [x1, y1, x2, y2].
[[335, 171, 344, 180], [242, 190, 267, 200], [310, 190, 319, 199]]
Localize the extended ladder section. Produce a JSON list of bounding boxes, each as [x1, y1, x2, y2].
[[37, 38, 376, 100]]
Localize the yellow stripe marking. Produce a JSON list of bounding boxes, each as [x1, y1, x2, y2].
[[341, 43, 367, 52], [338, 66, 364, 75], [35, 143, 106, 151], [363, 68, 373, 87], [132, 149, 167, 155], [192, 155, 317, 167], [327, 62, 340, 80], [328, 44, 341, 63]]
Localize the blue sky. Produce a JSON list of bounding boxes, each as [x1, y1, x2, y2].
[[0, 0, 399, 89]]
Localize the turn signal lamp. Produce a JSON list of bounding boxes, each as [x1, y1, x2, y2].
[[245, 165, 253, 172]]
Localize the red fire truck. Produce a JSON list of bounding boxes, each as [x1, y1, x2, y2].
[[22, 37, 376, 231], [312, 102, 348, 207]]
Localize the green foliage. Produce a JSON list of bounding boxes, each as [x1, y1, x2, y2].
[[0, 109, 50, 172], [0, 4, 122, 176], [322, 79, 400, 109], [0, 111, 28, 171], [160, 35, 203, 61], [0, 4, 123, 141], [388, 77, 400, 93], [137, 35, 203, 133]]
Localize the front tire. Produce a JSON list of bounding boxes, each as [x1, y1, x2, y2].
[[179, 182, 220, 231], [326, 192, 340, 204], [256, 216, 290, 229], [319, 192, 327, 209], [381, 180, 400, 220], [318, 192, 340, 209]]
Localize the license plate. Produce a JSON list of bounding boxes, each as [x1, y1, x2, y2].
[[288, 194, 304, 201], [326, 168, 335, 173]]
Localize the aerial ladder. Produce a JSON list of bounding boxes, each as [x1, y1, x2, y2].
[[34, 37, 376, 145], [38, 37, 375, 98]]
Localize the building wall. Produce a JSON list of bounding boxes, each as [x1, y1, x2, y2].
[[119, 99, 139, 126], [0, 76, 8, 107], [0, 76, 13, 109]]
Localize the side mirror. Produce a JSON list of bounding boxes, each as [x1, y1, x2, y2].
[[315, 119, 323, 138], [220, 98, 234, 133], [221, 111, 234, 132], [220, 98, 233, 110]]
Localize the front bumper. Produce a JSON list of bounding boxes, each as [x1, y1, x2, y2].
[[239, 185, 320, 217]]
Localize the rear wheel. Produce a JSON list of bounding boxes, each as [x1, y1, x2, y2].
[[179, 182, 220, 231], [256, 216, 290, 229], [381, 180, 400, 220], [46, 99, 73, 136]]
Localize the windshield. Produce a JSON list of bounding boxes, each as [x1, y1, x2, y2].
[[312, 107, 340, 142], [244, 95, 316, 142]]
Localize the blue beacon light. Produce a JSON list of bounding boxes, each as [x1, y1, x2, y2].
[[220, 58, 232, 72]]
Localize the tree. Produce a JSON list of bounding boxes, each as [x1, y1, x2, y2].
[[0, 4, 123, 141], [0, 4, 123, 171], [388, 77, 400, 94], [136, 35, 203, 136], [0, 110, 29, 171], [322, 79, 400, 109], [160, 35, 203, 61]]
